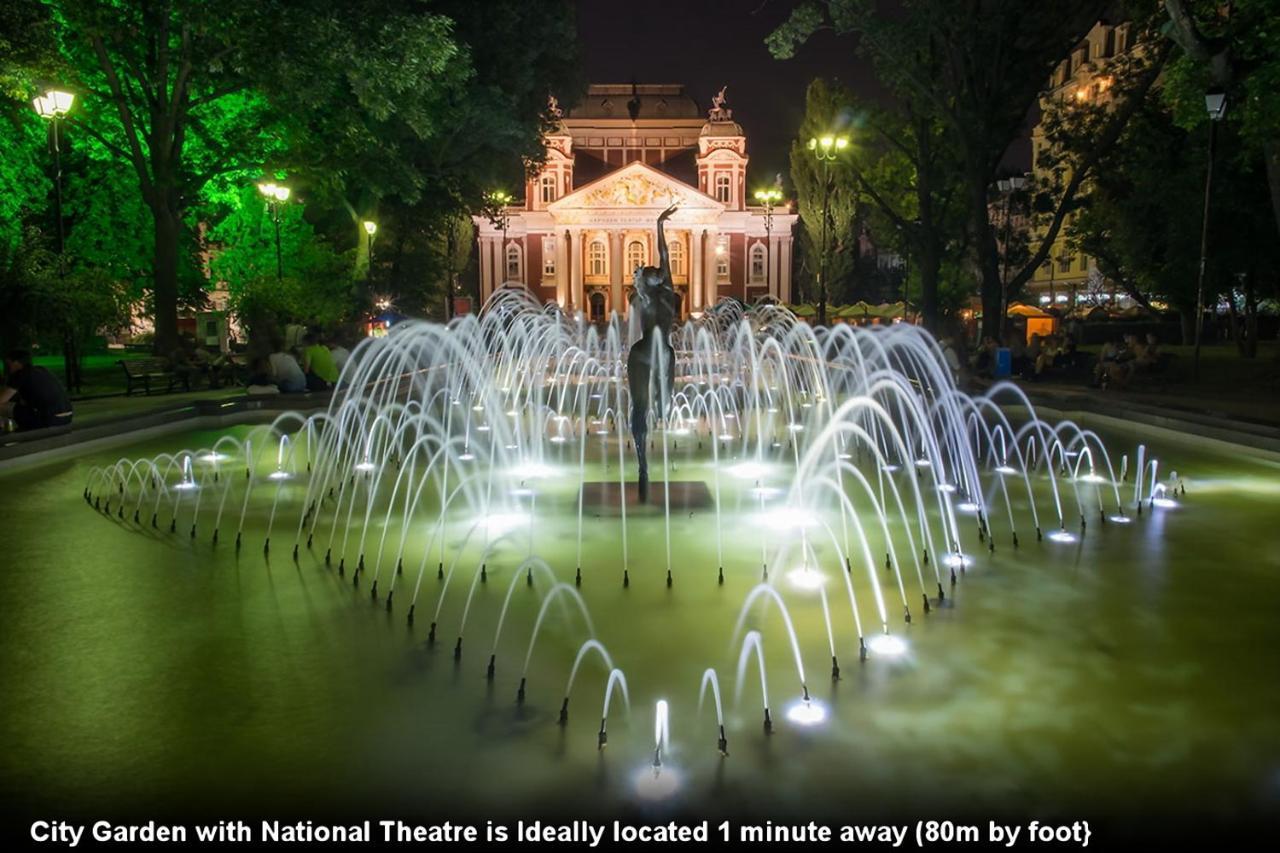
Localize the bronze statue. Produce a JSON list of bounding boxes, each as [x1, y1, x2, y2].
[[627, 203, 678, 502]]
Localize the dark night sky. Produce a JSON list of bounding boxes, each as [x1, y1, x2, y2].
[[573, 0, 880, 186]]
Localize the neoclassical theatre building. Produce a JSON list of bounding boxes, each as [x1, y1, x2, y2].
[[473, 84, 798, 319]]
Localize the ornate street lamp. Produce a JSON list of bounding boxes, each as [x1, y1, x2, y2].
[[996, 175, 1028, 328], [754, 187, 782, 297], [31, 87, 75, 270], [807, 135, 848, 325], [1194, 90, 1227, 380], [258, 181, 291, 281]]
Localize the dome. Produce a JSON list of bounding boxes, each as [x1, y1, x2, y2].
[[700, 119, 744, 137]]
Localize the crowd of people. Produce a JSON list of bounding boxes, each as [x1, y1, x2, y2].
[[1092, 333, 1164, 389]]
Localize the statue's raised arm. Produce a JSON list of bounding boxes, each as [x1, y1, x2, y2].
[[656, 203, 677, 283]]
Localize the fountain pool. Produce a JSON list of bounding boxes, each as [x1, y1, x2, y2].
[[2, 294, 1278, 838]]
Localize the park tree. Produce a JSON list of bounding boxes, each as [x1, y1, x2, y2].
[[769, 0, 1168, 338], [789, 80, 861, 319], [1162, 0, 1280, 238]]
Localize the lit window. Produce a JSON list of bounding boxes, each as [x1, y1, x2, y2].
[[716, 237, 729, 282], [505, 243, 523, 281], [542, 237, 556, 277], [669, 239, 686, 278], [540, 174, 557, 204], [626, 239, 647, 274], [749, 243, 766, 284], [588, 239, 607, 277], [714, 173, 732, 204]]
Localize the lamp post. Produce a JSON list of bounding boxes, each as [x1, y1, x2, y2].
[[257, 181, 291, 281], [486, 190, 513, 284], [754, 187, 782, 299], [31, 88, 75, 270], [996, 175, 1027, 332], [362, 220, 377, 287], [33, 87, 77, 391], [1193, 90, 1227, 381], [807, 134, 848, 326]]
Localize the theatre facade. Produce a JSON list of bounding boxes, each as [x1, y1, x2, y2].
[[473, 84, 798, 320]]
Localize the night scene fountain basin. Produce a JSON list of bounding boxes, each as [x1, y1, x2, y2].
[[2, 291, 1278, 836]]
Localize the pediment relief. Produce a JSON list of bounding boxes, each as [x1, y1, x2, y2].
[[549, 162, 723, 212]]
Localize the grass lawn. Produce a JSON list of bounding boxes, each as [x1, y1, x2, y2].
[[32, 350, 157, 398]]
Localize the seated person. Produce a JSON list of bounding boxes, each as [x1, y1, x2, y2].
[[328, 336, 351, 375], [301, 332, 338, 391], [245, 357, 279, 395], [973, 337, 998, 378], [268, 339, 306, 393], [0, 349, 73, 431]]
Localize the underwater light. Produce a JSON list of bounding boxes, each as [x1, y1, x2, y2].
[[880, 463, 899, 472], [669, 427, 691, 436], [1152, 497, 1178, 509], [727, 461, 770, 480], [995, 465, 1018, 475], [1047, 529, 1076, 543], [955, 501, 980, 513], [472, 404, 484, 412], [785, 698, 827, 726], [631, 765, 682, 801], [173, 481, 198, 491], [942, 553, 973, 569], [549, 436, 567, 444], [476, 425, 491, 432], [267, 471, 291, 481], [915, 459, 932, 468], [937, 483, 957, 494], [510, 461, 555, 479], [457, 453, 475, 462], [354, 461, 377, 472], [509, 487, 536, 498], [760, 507, 817, 531], [198, 452, 228, 463], [786, 567, 825, 590], [788, 423, 804, 432], [750, 486, 783, 501], [1078, 473, 1107, 484], [480, 512, 529, 535], [1109, 515, 1132, 524], [595, 429, 610, 436], [867, 633, 908, 657]]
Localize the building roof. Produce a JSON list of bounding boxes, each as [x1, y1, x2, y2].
[[566, 84, 702, 121]]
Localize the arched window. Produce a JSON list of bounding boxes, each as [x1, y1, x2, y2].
[[749, 243, 767, 284], [505, 243, 523, 282], [716, 237, 730, 282], [626, 239, 647, 274], [588, 239, 608, 277], [669, 239, 686, 278], [714, 173, 732, 204], [540, 173, 557, 204]]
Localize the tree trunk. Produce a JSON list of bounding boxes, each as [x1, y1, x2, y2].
[[1178, 308, 1195, 346], [971, 176, 1004, 341], [918, 237, 941, 333], [1242, 269, 1258, 359], [151, 201, 181, 356]]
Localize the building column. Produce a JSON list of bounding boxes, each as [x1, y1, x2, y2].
[[702, 228, 719, 311], [769, 235, 781, 301], [492, 238, 504, 290], [609, 230, 624, 317], [555, 230, 568, 307], [690, 229, 704, 315], [478, 236, 493, 302], [779, 237, 793, 304], [568, 228, 583, 314]]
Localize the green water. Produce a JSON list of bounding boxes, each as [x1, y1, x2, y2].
[[1, 425, 1278, 835]]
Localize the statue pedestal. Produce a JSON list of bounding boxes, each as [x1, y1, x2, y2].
[[580, 481, 712, 514]]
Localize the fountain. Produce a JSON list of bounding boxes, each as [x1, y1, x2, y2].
[[81, 281, 1168, 798]]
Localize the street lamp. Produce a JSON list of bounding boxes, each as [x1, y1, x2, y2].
[[996, 175, 1027, 330], [258, 181, 290, 281], [754, 187, 782, 298], [32, 86, 77, 391], [807, 134, 849, 325], [486, 190, 513, 282], [31, 87, 75, 270], [1194, 90, 1227, 381], [362, 220, 377, 286]]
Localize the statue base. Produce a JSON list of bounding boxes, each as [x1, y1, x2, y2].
[[580, 481, 713, 513]]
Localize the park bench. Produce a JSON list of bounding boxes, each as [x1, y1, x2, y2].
[[118, 357, 190, 396]]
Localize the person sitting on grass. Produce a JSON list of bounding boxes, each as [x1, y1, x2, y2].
[[301, 331, 338, 392], [0, 349, 73, 431]]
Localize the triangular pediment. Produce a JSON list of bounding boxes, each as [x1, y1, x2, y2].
[[548, 161, 723, 213]]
